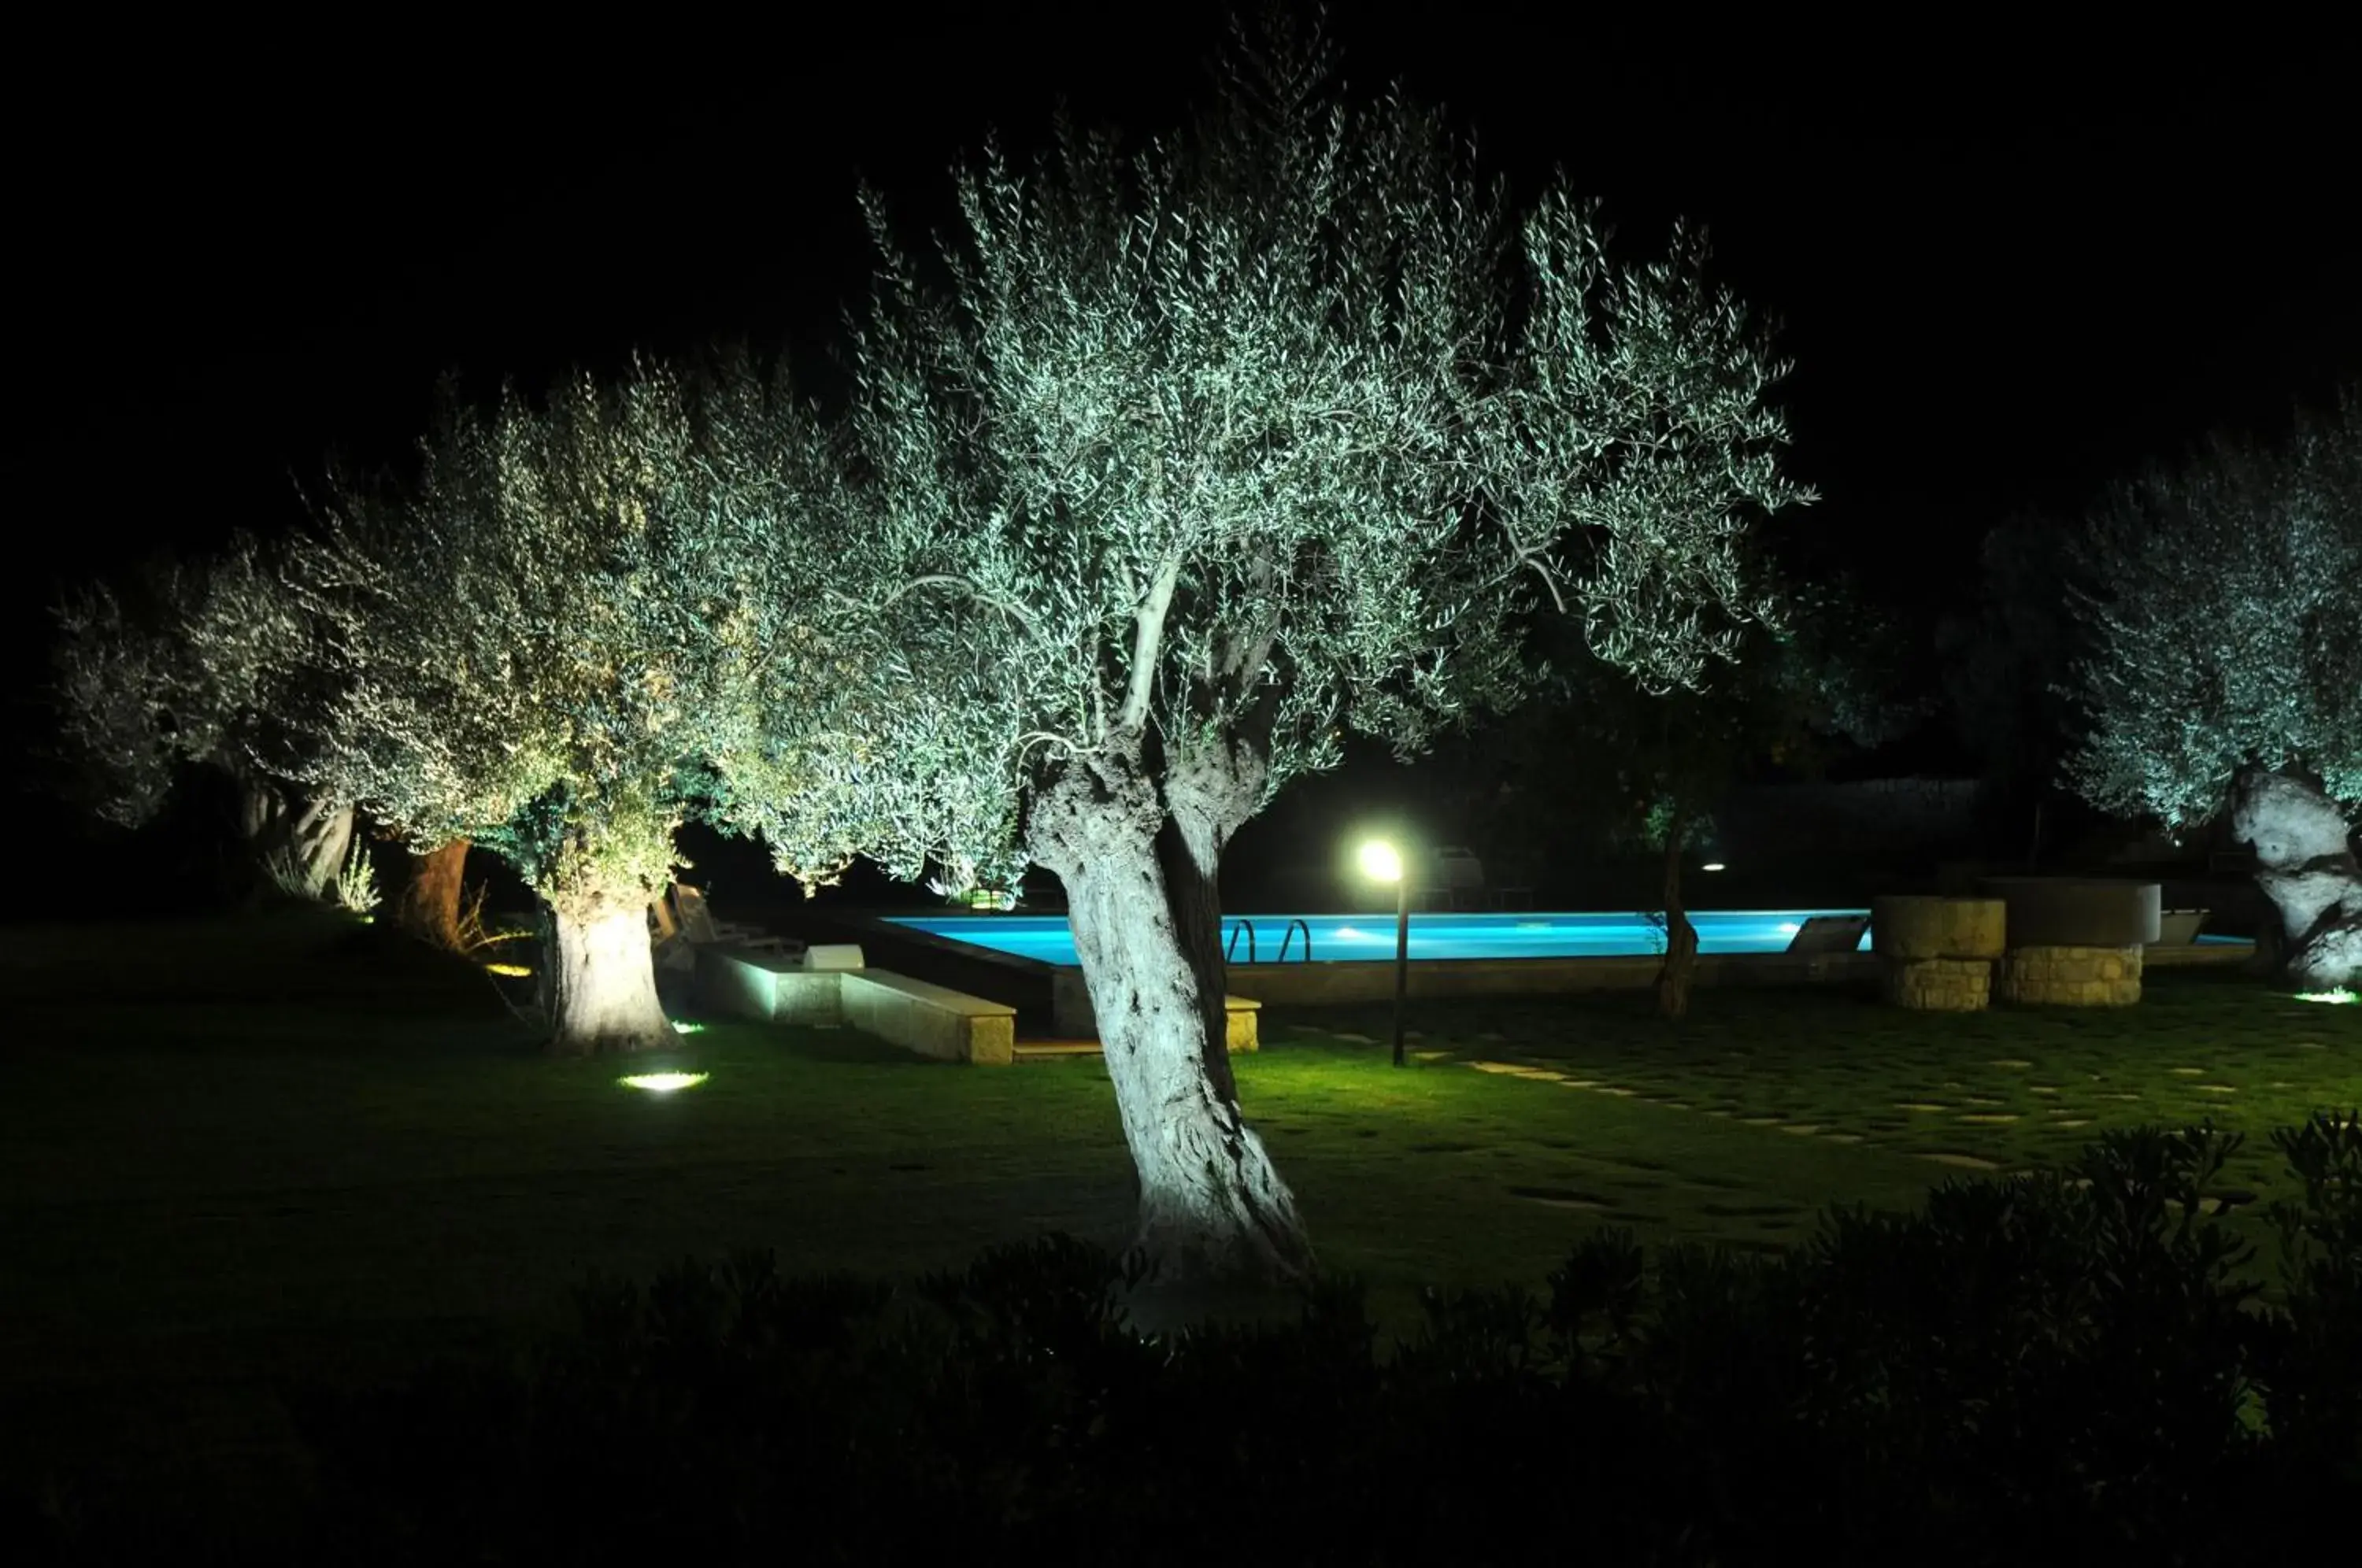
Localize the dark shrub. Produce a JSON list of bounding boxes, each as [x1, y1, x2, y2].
[[283, 1122, 2362, 1566]]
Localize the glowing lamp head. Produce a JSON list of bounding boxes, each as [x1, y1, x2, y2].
[[1358, 839, 1402, 883], [1701, 862, 1727, 873], [619, 1072, 709, 1093], [2294, 988, 2357, 1005]]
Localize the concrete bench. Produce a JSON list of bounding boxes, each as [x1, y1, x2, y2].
[[693, 945, 1015, 1064], [698, 944, 1253, 1064], [694, 944, 846, 1026], [839, 970, 1015, 1066]]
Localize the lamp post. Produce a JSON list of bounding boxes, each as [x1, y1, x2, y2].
[[1359, 838, 1411, 1067]]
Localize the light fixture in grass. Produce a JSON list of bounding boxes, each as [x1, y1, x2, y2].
[[619, 1072, 708, 1093]]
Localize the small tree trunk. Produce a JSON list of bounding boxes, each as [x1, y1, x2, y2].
[[228, 761, 352, 901], [1657, 812, 1698, 1019], [394, 839, 471, 950], [290, 797, 356, 899], [539, 892, 672, 1055], [2231, 767, 2362, 989], [1030, 745, 1312, 1288]]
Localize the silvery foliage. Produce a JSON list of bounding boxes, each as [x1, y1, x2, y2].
[[53, 535, 330, 827], [2065, 390, 2362, 827], [765, 17, 1805, 891], [297, 354, 852, 908]]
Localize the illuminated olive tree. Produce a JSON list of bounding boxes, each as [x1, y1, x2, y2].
[[304, 354, 844, 1052], [2064, 390, 2362, 987], [53, 538, 356, 901], [742, 22, 1806, 1281]]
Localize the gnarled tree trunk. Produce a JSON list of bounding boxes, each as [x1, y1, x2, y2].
[[228, 760, 353, 902], [394, 839, 471, 950], [2231, 767, 2362, 989], [1027, 738, 1312, 1288], [1657, 811, 1697, 1019], [538, 892, 673, 1055]]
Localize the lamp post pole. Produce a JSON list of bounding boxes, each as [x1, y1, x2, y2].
[[1391, 868, 1409, 1067]]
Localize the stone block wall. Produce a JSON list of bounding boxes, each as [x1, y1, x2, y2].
[[1997, 944, 2143, 1007], [1884, 956, 1993, 1011]]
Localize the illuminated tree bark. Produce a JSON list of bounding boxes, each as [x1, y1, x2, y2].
[[539, 893, 672, 1055], [231, 761, 354, 901], [394, 838, 470, 949], [1028, 738, 1312, 1282], [2231, 768, 2362, 989]]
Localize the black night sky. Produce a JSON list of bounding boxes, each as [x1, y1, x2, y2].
[[8, 16, 2357, 780]]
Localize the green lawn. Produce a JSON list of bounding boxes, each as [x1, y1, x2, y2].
[[1309, 971, 2362, 1213], [2, 908, 2356, 1545]]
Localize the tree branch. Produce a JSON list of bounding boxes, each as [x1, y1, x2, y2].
[[1116, 556, 1183, 733]]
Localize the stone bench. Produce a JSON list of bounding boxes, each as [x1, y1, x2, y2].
[[695, 945, 1268, 1063], [839, 970, 1016, 1066], [693, 943, 846, 1026], [693, 945, 1014, 1063]]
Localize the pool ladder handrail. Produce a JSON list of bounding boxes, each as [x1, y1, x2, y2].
[[1224, 918, 1313, 965]]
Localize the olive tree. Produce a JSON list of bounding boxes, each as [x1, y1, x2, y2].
[[735, 23, 1807, 1281], [302, 353, 846, 1052], [53, 538, 356, 901], [2064, 391, 2362, 987]]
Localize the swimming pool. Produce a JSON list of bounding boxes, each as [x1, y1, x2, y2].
[[885, 909, 1878, 966]]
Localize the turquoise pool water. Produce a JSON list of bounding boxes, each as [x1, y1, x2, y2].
[[887, 909, 1878, 966]]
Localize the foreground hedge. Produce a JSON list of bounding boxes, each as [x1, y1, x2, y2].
[[19, 1117, 2362, 1565]]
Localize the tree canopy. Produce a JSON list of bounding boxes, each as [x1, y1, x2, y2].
[[739, 19, 1809, 899], [2064, 390, 2362, 829], [53, 536, 328, 832], [299, 354, 845, 908]]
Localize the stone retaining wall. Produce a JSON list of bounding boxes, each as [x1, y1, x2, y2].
[[1997, 944, 2143, 1007]]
